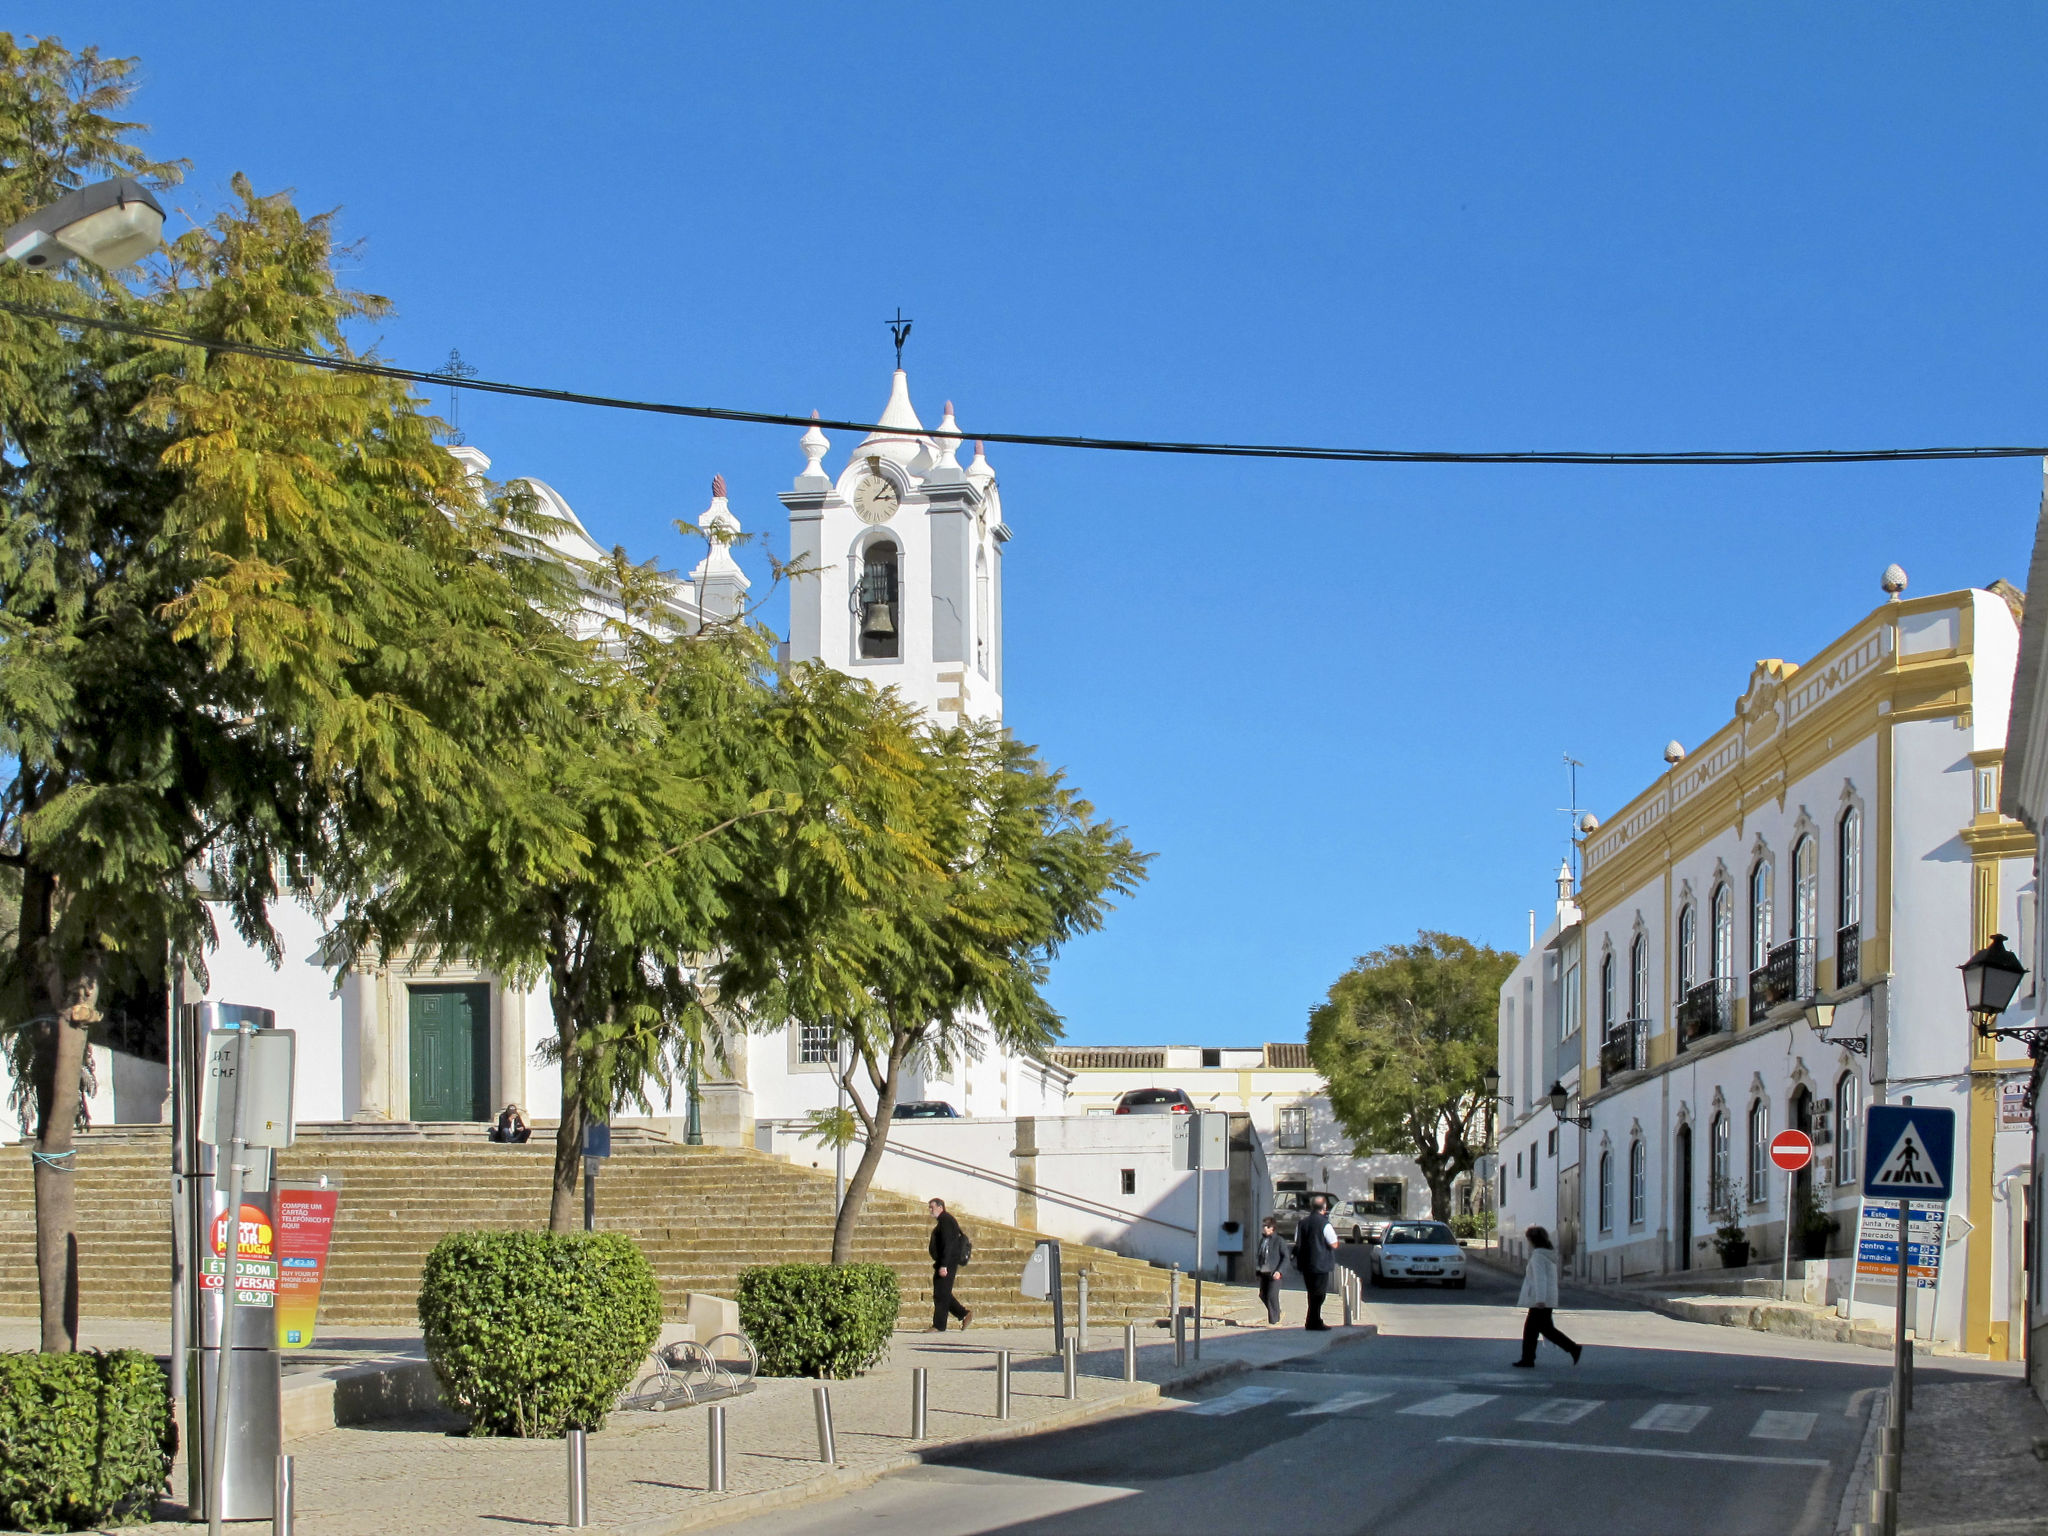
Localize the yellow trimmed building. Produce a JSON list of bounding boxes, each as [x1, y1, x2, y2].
[[1531, 575, 2035, 1357]]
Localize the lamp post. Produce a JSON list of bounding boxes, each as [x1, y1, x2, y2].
[[1480, 1066, 1508, 1248], [4, 178, 166, 270], [1801, 996, 1869, 1056], [1961, 934, 2038, 1053]]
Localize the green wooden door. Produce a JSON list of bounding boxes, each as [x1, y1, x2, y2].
[[408, 984, 491, 1121]]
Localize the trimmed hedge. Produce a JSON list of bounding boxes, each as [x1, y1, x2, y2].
[[417, 1231, 662, 1438], [0, 1350, 175, 1532], [737, 1263, 899, 1379]]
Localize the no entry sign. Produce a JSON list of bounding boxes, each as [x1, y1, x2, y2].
[[1769, 1130, 1814, 1172]]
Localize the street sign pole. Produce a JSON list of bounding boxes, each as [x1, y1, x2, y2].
[[1782, 1168, 1793, 1303], [207, 1022, 251, 1536], [1192, 1114, 1204, 1361]]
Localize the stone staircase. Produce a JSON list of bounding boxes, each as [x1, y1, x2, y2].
[[0, 1126, 1254, 1330]]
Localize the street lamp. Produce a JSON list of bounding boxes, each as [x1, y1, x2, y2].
[[1801, 995, 1867, 1055], [1961, 932, 2044, 1055], [1547, 1080, 1592, 1130], [3, 177, 166, 270], [1481, 1064, 1509, 1106]]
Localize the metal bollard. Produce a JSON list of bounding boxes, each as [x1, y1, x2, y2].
[[1063, 1338, 1079, 1400], [1169, 1266, 1181, 1323], [708, 1405, 727, 1493], [273, 1454, 294, 1536], [1342, 1271, 1355, 1327], [911, 1366, 929, 1439], [1902, 1343, 1915, 1412], [566, 1428, 589, 1528], [813, 1385, 836, 1464], [1173, 1308, 1187, 1366], [1122, 1320, 1138, 1382], [1077, 1270, 1090, 1352], [995, 1350, 1011, 1420]]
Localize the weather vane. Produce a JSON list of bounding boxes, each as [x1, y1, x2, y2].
[[886, 307, 913, 370]]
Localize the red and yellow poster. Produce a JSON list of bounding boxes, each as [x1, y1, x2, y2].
[[273, 1187, 340, 1348], [201, 1202, 278, 1308]]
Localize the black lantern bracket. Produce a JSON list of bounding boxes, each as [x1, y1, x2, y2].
[[1962, 933, 2044, 1056], [1546, 1080, 1592, 1130]]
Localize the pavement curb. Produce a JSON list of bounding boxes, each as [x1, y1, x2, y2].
[[597, 1326, 1379, 1536], [1833, 1387, 1888, 1536]]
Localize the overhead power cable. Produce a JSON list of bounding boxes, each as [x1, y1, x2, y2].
[[2, 296, 2043, 468]]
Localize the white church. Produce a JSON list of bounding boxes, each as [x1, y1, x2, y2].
[[0, 368, 1073, 1144]]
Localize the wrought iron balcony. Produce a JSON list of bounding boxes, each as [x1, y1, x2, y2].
[[1677, 978, 1734, 1048], [1836, 924, 1861, 988], [1600, 1017, 1650, 1078], [1762, 937, 1816, 1009]]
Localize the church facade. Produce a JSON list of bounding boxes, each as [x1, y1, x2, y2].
[[0, 370, 1069, 1144]]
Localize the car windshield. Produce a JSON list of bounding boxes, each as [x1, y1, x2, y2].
[[1385, 1223, 1455, 1246]]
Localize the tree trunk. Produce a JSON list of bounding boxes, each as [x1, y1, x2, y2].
[[547, 974, 585, 1233], [829, 1038, 905, 1265], [1425, 1168, 1456, 1221], [31, 904, 99, 1353]]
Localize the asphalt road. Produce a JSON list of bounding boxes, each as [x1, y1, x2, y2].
[[708, 1251, 1946, 1536]]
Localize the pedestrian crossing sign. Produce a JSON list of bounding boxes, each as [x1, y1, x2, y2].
[[1862, 1105, 1954, 1201]]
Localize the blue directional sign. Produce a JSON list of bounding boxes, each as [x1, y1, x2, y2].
[[1863, 1104, 1955, 1202]]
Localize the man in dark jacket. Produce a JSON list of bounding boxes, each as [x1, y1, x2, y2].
[[1292, 1195, 1338, 1330], [1254, 1216, 1287, 1325], [927, 1198, 973, 1332]]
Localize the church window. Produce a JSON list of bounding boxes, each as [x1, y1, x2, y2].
[[1677, 904, 1697, 993], [1628, 1136, 1646, 1225], [1747, 1099, 1770, 1203], [1749, 860, 1773, 972], [858, 541, 900, 660]]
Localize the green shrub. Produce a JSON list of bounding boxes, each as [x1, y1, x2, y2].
[[737, 1264, 899, 1379], [0, 1350, 175, 1532], [417, 1230, 662, 1438], [1449, 1212, 1495, 1240]]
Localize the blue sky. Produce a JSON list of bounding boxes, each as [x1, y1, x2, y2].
[[29, 4, 2048, 1046]]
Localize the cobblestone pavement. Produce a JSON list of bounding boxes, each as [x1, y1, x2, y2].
[[89, 1282, 1354, 1536], [1898, 1377, 2048, 1536]]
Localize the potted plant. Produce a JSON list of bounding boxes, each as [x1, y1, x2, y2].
[[1713, 1219, 1751, 1269], [1795, 1189, 1839, 1260]]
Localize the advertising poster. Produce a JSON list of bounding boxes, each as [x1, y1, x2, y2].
[[201, 1202, 278, 1307], [274, 1186, 340, 1347]]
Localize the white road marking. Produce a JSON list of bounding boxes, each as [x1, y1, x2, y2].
[[1441, 1435, 1827, 1469], [1183, 1386, 1289, 1416], [1750, 1410, 1818, 1441], [1291, 1391, 1392, 1417], [1633, 1403, 1710, 1433], [1399, 1393, 1498, 1418], [1517, 1398, 1603, 1425]]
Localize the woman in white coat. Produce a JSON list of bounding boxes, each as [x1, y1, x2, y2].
[[1512, 1226, 1582, 1368]]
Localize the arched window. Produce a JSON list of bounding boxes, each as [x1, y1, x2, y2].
[[1709, 1113, 1730, 1211], [1630, 933, 1649, 1022], [1747, 1099, 1770, 1204], [1712, 884, 1733, 982], [1835, 1073, 1860, 1185], [857, 541, 900, 660], [1838, 807, 1863, 985], [1598, 1149, 1614, 1233], [1601, 952, 1616, 1031], [1677, 904, 1697, 994], [1628, 1137, 1646, 1225], [1749, 861, 1773, 972], [974, 547, 990, 676], [1791, 836, 1818, 997]]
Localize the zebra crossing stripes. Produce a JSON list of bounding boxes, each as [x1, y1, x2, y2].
[[1398, 1392, 1497, 1418], [1291, 1391, 1393, 1417], [1183, 1386, 1290, 1417], [1748, 1410, 1817, 1441], [1516, 1398, 1602, 1425], [1632, 1404, 1711, 1433]]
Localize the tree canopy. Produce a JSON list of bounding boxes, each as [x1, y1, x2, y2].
[[1306, 931, 1514, 1220]]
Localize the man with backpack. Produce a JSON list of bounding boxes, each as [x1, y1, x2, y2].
[[927, 1197, 974, 1332]]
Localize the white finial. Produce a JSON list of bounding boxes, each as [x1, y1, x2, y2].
[[965, 439, 993, 484], [1881, 563, 1908, 602], [934, 400, 961, 468], [1663, 740, 1686, 765], [800, 410, 828, 469], [690, 475, 750, 620]]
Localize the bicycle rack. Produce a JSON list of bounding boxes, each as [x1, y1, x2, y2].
[[617, 1332, 758, 1413]]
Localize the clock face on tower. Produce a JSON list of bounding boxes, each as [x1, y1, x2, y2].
[[854, 467, 900, 525]]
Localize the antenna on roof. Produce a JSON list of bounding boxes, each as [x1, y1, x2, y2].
[[1559, 753, 1587, 881], [438, 347, 478, 445]]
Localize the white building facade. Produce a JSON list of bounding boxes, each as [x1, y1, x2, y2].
[[1519, 578, 2035, 1357], [1495, 865, 1583, 1264]]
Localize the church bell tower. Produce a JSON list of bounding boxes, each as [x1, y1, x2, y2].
[[781, 371, 1008, 725]]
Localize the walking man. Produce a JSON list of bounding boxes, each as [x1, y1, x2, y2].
[[1512, 1226, 1582, 1367], [1292, 1195, 1339, 1330], [1254, 1216, 1286, 1325], [927, 1198, 973, 1333]]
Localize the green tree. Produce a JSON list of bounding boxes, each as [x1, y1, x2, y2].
[[0, 34, 567, 1349], [726, 716, 1150, 1264], [1306, 931, 1515, 1220]]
